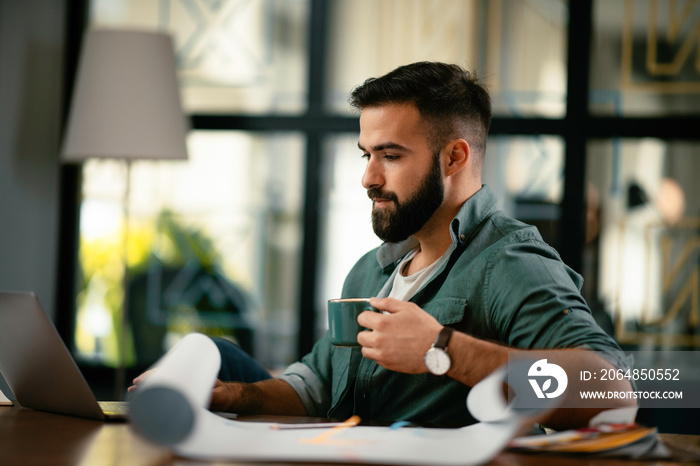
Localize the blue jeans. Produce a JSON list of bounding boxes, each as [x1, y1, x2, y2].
[[212, 337, 272, 383]]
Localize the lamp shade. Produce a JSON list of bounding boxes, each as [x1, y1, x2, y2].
[[61, 29, 188, 162]]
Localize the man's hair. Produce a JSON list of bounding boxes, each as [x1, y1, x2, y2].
[[349, 62, 491, 165]]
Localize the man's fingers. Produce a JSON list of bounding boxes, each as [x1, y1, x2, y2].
[[369, 297, 406, 314], [359, 297, 418, 331], [209, 379, 233, 412], [357, 308, 384, 328], [360, 345, 378, 360], [356, 329, 375, 347], [128, 368, 156, 392]]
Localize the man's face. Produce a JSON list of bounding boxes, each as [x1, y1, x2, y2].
[[358, 103, 445, 243]]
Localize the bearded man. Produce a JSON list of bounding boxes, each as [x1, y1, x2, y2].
[[133, 62, 634, 431]]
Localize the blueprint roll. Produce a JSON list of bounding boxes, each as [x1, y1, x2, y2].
[[129, 336, 556, 465], [129, 333, 221, 446]]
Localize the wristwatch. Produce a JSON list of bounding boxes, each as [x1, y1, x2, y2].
[[424, 327, 454, 376]]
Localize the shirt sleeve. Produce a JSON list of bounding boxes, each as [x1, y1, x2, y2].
[[484, 238, 631, 370], [278, 336, 333, 417], [278, 362, 330, 417]]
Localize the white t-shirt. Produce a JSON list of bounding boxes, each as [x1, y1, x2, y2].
[[388, 246, 453, 301]]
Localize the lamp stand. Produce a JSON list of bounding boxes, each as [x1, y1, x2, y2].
[[115, 159, 132, 400]]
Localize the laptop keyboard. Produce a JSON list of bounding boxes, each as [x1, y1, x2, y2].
[[98, 401, 129, 416]]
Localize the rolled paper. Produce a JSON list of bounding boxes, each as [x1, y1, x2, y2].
[[130, 334, 555, 465], [129, 333, 220, 446]]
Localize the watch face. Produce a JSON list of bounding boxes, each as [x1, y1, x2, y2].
[[424, 348, 451, 376]]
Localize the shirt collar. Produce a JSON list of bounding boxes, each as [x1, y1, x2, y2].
[[375, 184, 498, 271]]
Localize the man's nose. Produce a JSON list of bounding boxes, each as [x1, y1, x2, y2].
[[361, 157, 383, 189]]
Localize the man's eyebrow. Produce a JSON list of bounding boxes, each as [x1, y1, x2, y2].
[[357, 141, 411, 153]]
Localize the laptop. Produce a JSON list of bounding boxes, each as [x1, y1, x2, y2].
[[0, 291, 128, 421]]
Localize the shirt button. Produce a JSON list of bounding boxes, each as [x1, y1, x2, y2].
[[460, 234, 466, 241]]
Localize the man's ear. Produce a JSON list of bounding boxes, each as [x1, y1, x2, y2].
[[444, 139, 470, 176]]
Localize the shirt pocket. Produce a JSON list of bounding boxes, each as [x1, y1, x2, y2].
[[412, 297, 469, 385], [419, 297, 469, 326]]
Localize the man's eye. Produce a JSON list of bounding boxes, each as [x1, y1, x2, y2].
[[361, 153, 370, 159], [384, 155, 400, 161]]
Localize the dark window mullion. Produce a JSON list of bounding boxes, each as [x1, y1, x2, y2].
[[560, 0, 593, 272], [488, 118, 566, 135], [298, 0, 331, 358], [587, 117, 700, 139], [305, 0, 328, 118], [189, 115, 358, 133], [56, 0, 89, 347]]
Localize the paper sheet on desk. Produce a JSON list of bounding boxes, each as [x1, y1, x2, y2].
[[129, 333, 552, 465], [0, 387, 11, 406]]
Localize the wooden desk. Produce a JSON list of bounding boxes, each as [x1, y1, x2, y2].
[[1, 405, 698, 465]]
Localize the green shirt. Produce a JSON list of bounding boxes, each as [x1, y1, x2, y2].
[[280, 185, 625, 426]]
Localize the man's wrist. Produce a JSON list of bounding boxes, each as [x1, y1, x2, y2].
[[424, 326, 454, 376], [443, 332, 508, 385]]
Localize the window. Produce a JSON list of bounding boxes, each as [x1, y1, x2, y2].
[[89, 0, 310, 114], [585, 139, 700, 346], [590, 0, 700, 115], [75, 132, 304, 369], [326, 0, 568, 117]]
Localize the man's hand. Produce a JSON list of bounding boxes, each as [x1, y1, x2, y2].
[[130, 370, 234, 412], [128, 369, 231, 410], [356, 297, 443, 373], [127, 369, 155, 393], [210, 379, 236, 412], [129, 371, 304, 415]]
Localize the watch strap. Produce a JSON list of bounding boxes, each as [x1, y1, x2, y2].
[[432, 327, 453, 350]]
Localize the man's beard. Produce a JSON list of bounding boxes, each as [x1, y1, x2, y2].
[[368, 154, 444, 243]]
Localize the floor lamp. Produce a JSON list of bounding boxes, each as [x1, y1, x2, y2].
[[61, 29, 189, 399]]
